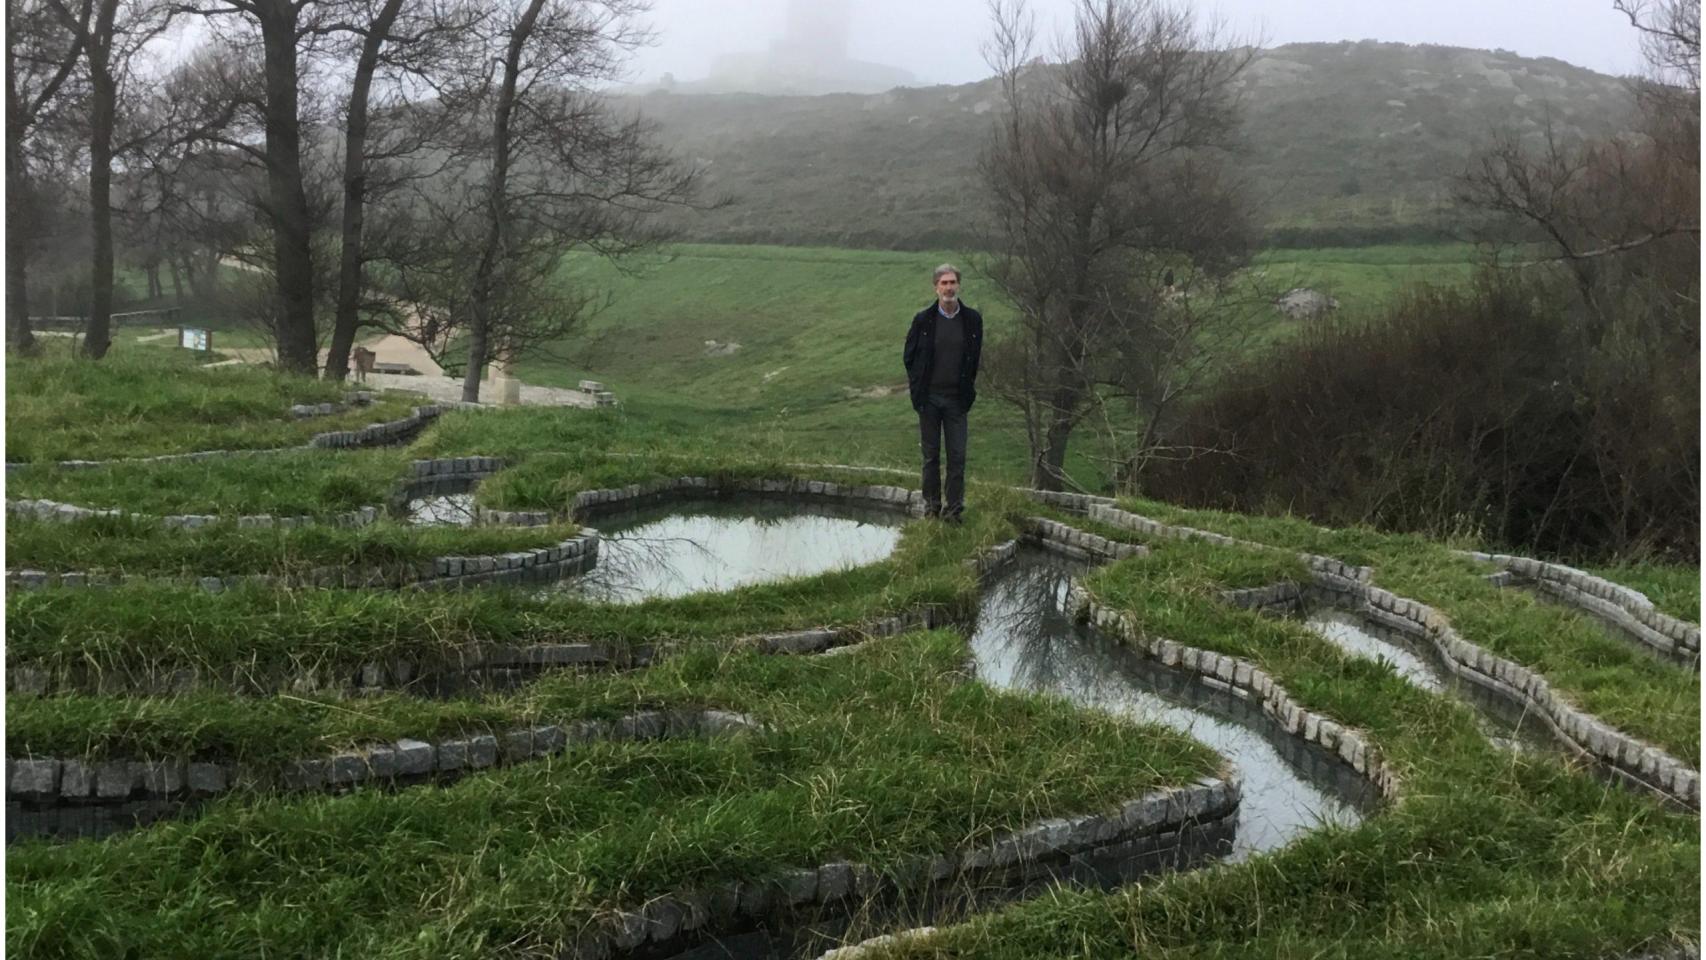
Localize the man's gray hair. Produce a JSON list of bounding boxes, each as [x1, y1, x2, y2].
[[933, 263, 961, 283]]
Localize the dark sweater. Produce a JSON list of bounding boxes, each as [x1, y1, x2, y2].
[[903, 301, 984, 412], [929, 308, 965, 391]]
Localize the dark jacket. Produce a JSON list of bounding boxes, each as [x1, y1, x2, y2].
[[903, 301, 983, 412]]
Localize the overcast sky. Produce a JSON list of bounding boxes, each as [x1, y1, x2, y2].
[[624, 0, 1650, 86]]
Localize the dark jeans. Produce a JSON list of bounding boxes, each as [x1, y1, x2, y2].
[[918, 390, 968, 518]]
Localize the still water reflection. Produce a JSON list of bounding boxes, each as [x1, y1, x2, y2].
[[971, 550, 1376, 860], [556, 498, 905, 604], [399, 477, 481, 527], [1303, 609, 1555, 754]]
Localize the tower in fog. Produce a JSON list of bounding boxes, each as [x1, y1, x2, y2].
[[700, 0, 914, 94], [773, 0, 850, 65]]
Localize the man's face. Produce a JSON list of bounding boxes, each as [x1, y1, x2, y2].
[[936, 273, 960, 302]]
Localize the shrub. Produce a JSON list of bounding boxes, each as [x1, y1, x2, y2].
[[1136, 269, 1698, 561]]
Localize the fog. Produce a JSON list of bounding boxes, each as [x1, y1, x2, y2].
[[626, 0, 1649, 92]]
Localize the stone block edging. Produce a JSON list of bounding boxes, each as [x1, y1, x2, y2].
[[7, 497, 381, 531], [964, 534, 1396, 803], [1312, 566, 1700, 810], [563, 774, 1239, 958], [6, 709, 761, 813], [1077, 585, 1402, 801], [1024, 493, 1373, 586], [1220, 581, 1306, 615], [569, 475, 926, 520], [3, 530, 599, 596], [6, 404, 447, 474], [289, 392, 376, 419], [1465, 550, 1700, 668], [7, 603, 954, 699], [307, 404, 445, 449], [976, 520, 1402, 808], [1020, 517, 1148, 564], [406, 456, 506, 479]]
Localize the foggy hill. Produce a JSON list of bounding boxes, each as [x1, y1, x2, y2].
[[622, 41, 1641, 249]]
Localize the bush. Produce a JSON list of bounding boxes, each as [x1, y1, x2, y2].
[[1136, 270, 1699, 561]]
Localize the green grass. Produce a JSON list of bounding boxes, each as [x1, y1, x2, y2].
[[5, 343, 426, 462], [6, 631, 1222, 958], [1588, 562, 1701, 623], [6, 449, 408, 517], [6, 480, 1028, 678], [1108, 496, 1701, 765], [494, 242, 1471, 491], [846, 530, 1697, 959], [4, 517, 574, 580], [6, 283, 1695, 959]]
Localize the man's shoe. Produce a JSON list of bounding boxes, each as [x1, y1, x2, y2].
[[922, 502, 942, 519], [943, 511, 965, 526]]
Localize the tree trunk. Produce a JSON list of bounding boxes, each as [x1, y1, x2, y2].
[[259, 0, 317, 375], [325, 0, 403, 382], [5, 51, 36, 355], [6, 118, 36, 355], [462, 0, 546, 402], [1030, 401, 1077, 491], [460, 308, 488, 402], [169, 256, 184, 301], [82, 2, 118, 359]]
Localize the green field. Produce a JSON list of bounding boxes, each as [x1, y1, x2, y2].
[[7, 243, 1696, 959], [5, 341, 426, 462], [509, 242, 1475, 490]]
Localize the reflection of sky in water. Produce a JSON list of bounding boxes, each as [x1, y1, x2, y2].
[[971, 554, 1369, 860], [407, 492, 479, 527], [1303, 609, 1553, 755], [557, 500, 904, 604], [1307, 609, 1443, 691]]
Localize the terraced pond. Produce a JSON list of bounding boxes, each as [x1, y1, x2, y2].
[[973, 550, 1376, 860], [550, 498, 906, 603]]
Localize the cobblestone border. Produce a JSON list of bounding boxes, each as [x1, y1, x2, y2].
[[6, 404, 447, 472], [8, 603, 957, 700], [1064, 499, 1700, 809], [5, 709, 761, 832], [561, 774, 1239, 958], [969, 536, 1400, 808], [569, 475, 926, 519], [3, 529, 598, 597], [288, 392, 376, 419], [392, 457, 559, 526], [6, 497, 381, 531], [1305, 566, 1700, 810], [1465, 551, 1700, 669], [1068, 581, 1404, 804], [7, 456, 511, 533]]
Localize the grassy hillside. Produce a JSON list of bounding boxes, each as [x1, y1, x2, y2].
[[6, 353, 1697, 958], [624, 41, 1637, 249], [513, 241, 1473, 489]]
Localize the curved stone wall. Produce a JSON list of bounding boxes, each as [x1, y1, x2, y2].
[[6, 404, 447, 473], [1308, 565, 1699, 810], [4, 529, 599, 596], [6, 709, 762, 841], [1467, 550, 1700, 669], [560, 773, 1239, 958]]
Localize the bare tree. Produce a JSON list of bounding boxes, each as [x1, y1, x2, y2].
[[168, 0, 333, 375], [389, 0, 703, 402], [47, 0, 174, 358], [1458, 1, 1699, 338], [6, 0, 89, 354], [322, 0, 477, 382], [978, 0, 1258, 491]]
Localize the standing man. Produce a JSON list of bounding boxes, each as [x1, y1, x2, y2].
[[903, 263, 983, 522]]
